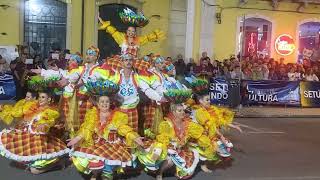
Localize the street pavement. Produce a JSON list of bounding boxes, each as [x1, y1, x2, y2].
[[0, 117, 320, 180]]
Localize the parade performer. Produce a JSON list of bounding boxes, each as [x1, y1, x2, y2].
[[106, 54, 165, 132], [185, 76, 242, 158], [35, 47, 112, 136], [98, 8, 165, 59], [138, 83, 217, 180], [67, 79, 144, 180], [143, 56, 183, 137], [0, 79, 69, 174]]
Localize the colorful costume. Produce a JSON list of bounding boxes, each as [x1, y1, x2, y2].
[[110, 68, 163, 132], [99, 21, 164, 58], [0, 100, 69, 169], [70, 107, 140, 178], [138, 114, 216, 179]]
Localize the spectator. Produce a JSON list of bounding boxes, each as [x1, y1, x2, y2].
[[261, 64, 269, 80], [221, 65, 231, 79], [174, 55, 186, 81], [230, 65, 242, 79], [304, 68, 319, 81], [0, 56, 9, 74], [195, 57, 213, 80], [242, 66, 253, 80], [200, 51, 210, 62], [252, 63, 263, 80], [186, 58, 196, 76], [268, 68, 278, 80], [288, 67, 301, 81], [278, 67, 289, 80]]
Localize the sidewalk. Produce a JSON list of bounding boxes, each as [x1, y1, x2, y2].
[[235, 106, 320, 118]]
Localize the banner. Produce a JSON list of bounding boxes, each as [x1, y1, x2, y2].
[[209, 78, 229, 105], [0, 74, 16, 101], [242, 80, 300, 106], [300, 81, 320, 107]]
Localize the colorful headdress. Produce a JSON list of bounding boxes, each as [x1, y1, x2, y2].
[[154, 56, 165, 64], [185, 75, 209, 96], [119, 7, 149, 27], [27, 75, 60, 93], [70, 53, 83, 64], [86, 46, 100, 58], [163, 80, 192, 104], [120, 54, 133, 61], [162, 61, 175, 74], [85, 79, 119, 96]]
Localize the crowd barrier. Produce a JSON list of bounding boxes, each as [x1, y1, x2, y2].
[[0, 73, 16, 101], [210, 78, 320, 107]]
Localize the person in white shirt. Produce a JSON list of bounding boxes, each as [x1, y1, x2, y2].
[[303, 68, 319, 82], [287, 68, 301, 81]]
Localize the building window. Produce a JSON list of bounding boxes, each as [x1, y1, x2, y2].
[[298, 22, 320, 63], [24, 0, 67, 57], [239, 17, 272, 58]]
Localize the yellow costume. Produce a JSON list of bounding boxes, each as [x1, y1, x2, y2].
[[99, 20, 164, 58], [70, 107, 140, 178], [0, 100, 69, 168], [138, 114, 217, 178]]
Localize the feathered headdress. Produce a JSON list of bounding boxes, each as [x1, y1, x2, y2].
[[185, 76, 209, 96], [163, 80, 192, 104], [85, 79, 119, 96], [27, 75, 60, 93], [119, 7, 149, 27]]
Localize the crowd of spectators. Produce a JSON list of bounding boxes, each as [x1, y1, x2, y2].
[[169, 52, 320, 82], [2, 45, 320, 100], [0, 45, 71, 100]]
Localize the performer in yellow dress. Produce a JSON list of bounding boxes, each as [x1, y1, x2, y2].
[[98, 10, 165, 58], [67, 79, 144, 180], [138, 83, 217, 179], [185, 76, 242, 158], [0, 84, 69, 174]]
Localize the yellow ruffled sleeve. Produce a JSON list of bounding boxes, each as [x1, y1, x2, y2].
[[213, 106, 235, 128], [139, 29, 165, 46], [21, 100, 38, 117], [198, 135, 216, 160], [188, 122, 216, 160], [194, 108, 209, 125], [187, 121, 204, 139], [113, 111, 139, 147], [36, 108, 60, 133], [194, 107, 218, 138], [0, 104, 14, 125], [156, 120, 174, 145], [99, 20, 125, 45], [77, 107, 97, 147]]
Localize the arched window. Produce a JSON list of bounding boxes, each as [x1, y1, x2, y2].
[[298, 22, 320, 63], [238, 17, 272, 58], [24, 0, 67, 57]]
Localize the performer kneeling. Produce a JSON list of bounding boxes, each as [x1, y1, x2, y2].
[[138, 86, 217, 180], [67, 80, 144, 180], [0, 89, 69, 174]]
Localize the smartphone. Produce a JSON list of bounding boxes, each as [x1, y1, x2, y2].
[[25, 59, 33, 64], [51, 53, 59, 60]]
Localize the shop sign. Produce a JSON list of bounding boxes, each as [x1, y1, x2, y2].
[[275, 34, 295, 56]]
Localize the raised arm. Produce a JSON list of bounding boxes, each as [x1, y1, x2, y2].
[[139, 29, 165, 46], [98, 15, 125, 45]]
